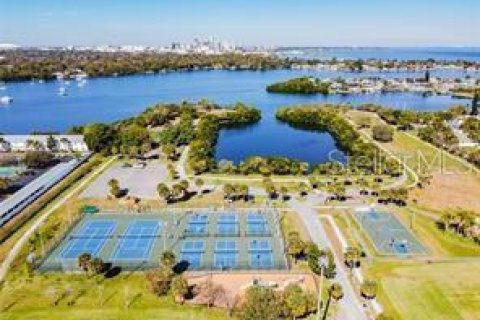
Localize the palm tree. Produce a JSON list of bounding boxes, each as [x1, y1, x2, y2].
[[194, 178, 204, 195], [298, 182, 309, 197], [77, 253, 92, 274], [360, 280, 378, 300], [171, 275, 189, 304], [323, 283, 343, 320], [344, 246, 361, 271], [89, 257, 105, 275], [108, 178, 120, 198], [179, 179, 189, 192], [172, 183, 184, 200], [160, 250, 176, 269], [162, 144, 177, 160], [280, 186, 288, 201], [157, 183, 171, 202], [223, 183, 234, 200]]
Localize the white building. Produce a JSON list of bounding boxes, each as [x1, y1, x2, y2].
[[0, 135, 89, 153]]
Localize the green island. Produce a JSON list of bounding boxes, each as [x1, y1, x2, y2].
[[267, 77, 330, 94]]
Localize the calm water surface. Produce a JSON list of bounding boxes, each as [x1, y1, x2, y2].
[[1, 69, 478, 165]]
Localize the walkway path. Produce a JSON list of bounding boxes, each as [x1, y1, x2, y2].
[[0, 156, 116, 282], [289, 197, 369, 320]]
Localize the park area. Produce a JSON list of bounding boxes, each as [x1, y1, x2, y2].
[[367, 260, 480, 320], [40, 209, 288, 272]]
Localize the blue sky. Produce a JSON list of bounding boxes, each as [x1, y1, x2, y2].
[[1, 0, 479, 46]]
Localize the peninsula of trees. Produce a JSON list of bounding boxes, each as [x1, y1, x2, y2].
[[267, 77, 330, 94]]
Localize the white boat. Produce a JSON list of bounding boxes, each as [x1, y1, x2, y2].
[[77, 80, 86, 87], [58, 87, 68, 96], [0, 96, 13, 105]]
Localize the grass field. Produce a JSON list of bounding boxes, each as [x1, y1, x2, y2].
[[0, 273, 226, 320], [366, 261, 480, 320], [394, 208, 480, 257]]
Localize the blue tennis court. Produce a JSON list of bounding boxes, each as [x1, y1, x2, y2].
[[180, 240, 205, 268], [111, 220, 160, 260], [60, 220, 116, 260], [247, 213, 269, 235], [353, 209, 427, 255], [217, 214, 239, 236], [186, 213, 208, 236], [214, 240, 238, 269], [249, 239, 273, 268]]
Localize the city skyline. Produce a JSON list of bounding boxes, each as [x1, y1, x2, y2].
[[1, 0, 479, 47]]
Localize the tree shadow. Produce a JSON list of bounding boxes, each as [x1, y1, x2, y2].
[[104, 266, 122, 279], [173, 260, 190, 274]]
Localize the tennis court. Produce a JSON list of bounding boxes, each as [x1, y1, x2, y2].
[[111, 220, 160, 260], [216, 213, 239, 236], [39, 209, 288, 272], [61, 220, 116, 259], [353, 208, 427, 255], [246, 213, 270, 236]]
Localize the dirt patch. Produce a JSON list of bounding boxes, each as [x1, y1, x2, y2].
[[411, 172, 480, 212], [186, 272, 317, 308]]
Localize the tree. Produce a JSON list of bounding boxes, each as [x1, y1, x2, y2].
[[171, 275, 189, 304], [360, 280, 378, 299], [146, 266, 174, 296], [372, 125, 394, 142], [323, 283, 344, 319], [194, 178, 204, 195], [297, 182, 309, 197], [284, 284, 311, 319], [472, 91, 479, 116], [77, 253, 92, 274], [241, 286, 282, 320], [375, 312, 394, 320], [179, 179, 189, 192], [23, 151, 55, 169], [162, 143, 177, 160], [172, 183, 185, 200], [223, 183, 235, 200], [160, 250, 176, 269], [287, 232, 306, 262], [344, 246, 361, 270], [280, 185, 289, 201], [157, 183, 171, 202], [108, 178, 121, 198], [83, 123, 115, 152], [46, 135, 58, 151], [88, 257, 105, 275], [202, 278, 226, 308]]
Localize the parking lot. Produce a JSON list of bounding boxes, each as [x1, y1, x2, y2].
[[81, 160, 168, 199]]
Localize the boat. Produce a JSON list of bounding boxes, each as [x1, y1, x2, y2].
[[58, 87, 68, 96], [0, 96, 13, 105]]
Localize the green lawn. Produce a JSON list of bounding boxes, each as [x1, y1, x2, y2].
[[0, 273, 226, 320], [395, 208, 480, 257], [367, 261, 480, 320]]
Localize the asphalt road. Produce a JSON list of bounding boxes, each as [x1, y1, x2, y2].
[[289, 197, 369, 320]]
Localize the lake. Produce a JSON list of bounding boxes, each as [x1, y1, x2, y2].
[[0, 68, 478, 165]]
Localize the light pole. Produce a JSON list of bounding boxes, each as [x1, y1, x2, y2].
[[317, 255, 328, 320]]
